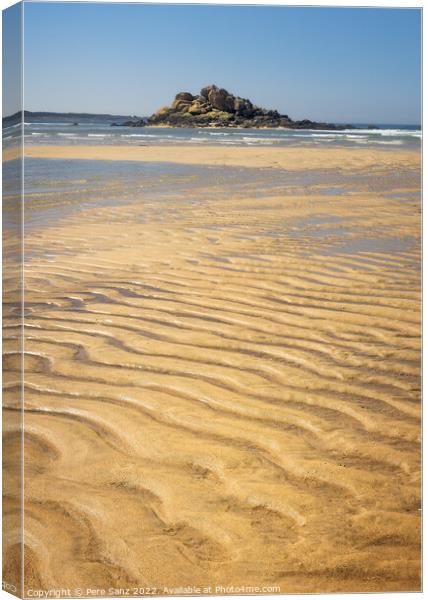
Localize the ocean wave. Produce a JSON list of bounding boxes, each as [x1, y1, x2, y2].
[[342, 128, 421, 138], [372, 140, 404, 145], [283, 128, 421, 138], [300, 133, 349, 139], [204, 132, 229, 136], [242, 136, 277, 143], [229, 131, 268, 137], [120, 133, 162, 138]]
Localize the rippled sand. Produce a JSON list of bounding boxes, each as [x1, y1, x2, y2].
[[3, 146, 421, 595]]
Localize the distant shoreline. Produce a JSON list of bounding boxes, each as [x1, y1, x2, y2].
[[2, 111, 421, 130]]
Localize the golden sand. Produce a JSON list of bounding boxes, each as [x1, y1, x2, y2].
[[23, 144, 420, 172], [3, 145, 421, 595]]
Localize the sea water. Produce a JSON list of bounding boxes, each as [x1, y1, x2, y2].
[[3, 113, 422, 150]]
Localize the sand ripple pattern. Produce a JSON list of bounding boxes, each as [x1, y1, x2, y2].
[[3, 150, 421, 594]]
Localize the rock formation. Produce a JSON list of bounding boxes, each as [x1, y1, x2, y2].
[[138, 85, 354, 129]]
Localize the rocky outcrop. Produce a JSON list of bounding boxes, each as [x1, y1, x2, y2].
[[113, 118, 148, 127], [145, 85, 354, 129]]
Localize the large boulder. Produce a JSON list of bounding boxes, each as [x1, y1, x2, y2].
[[234, 97, 255, 118], [200, 85, 217, 100], [234, 97, 246, 114], [174, 92, 194, 102], [207, 87, 235, 112], [188, 102, 207, 115], [172, 99, 192, 111]]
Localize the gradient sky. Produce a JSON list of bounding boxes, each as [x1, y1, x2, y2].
[[15, 2, 423, 123]]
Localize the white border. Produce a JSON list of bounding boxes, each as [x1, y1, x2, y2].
[[0, 3, 423, 600]]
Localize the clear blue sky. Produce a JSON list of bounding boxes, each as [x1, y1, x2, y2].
[[15, 2, 424, 123], [3, 2, 21, 116]]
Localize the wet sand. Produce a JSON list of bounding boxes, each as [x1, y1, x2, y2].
[[3, 145, 421, 595]]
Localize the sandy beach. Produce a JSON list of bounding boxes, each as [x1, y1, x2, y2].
[[3, 144, 421, 594], [23, 143, 421, 171]]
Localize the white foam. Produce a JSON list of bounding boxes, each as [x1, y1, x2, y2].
[[304, 133, 346, 139], [343, 128, 421, 137], [88, 133, 114, 137], [373, 140, 404, 145], [120, 133, 160, 138]]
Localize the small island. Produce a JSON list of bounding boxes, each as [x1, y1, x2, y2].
[[125, 84, 356, 130]]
